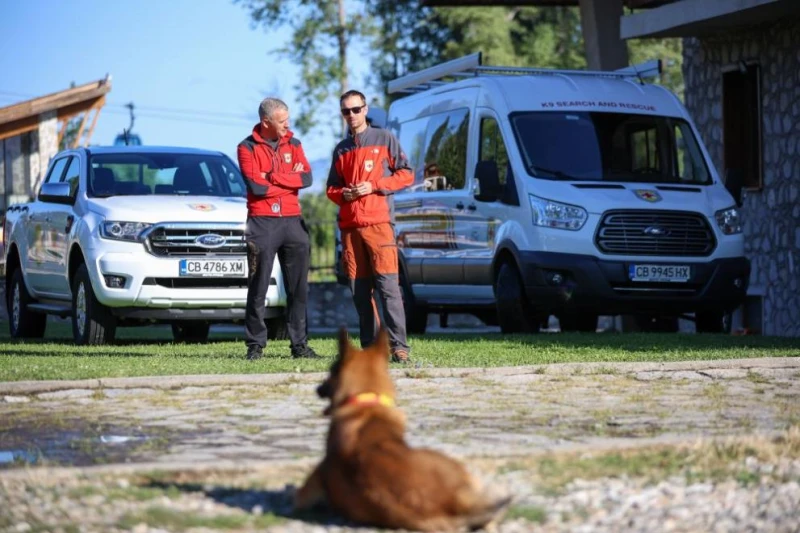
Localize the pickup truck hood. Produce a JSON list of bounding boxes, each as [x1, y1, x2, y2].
[[88, 196, 248, 224]]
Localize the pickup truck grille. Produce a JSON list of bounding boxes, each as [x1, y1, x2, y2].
[[145, 224, 246, 257], [595, 210, 716, 257]]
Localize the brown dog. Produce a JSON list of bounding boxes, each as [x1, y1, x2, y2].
[[294, 328, 511, 531]]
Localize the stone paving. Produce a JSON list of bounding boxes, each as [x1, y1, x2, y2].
[[1, 358, 799, 532]]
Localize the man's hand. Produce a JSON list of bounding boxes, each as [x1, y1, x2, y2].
[[352, 181, 373, 197], [292, 163, 305, 172], [342, 187, 357, 202]]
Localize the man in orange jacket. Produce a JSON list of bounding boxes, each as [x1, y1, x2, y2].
[[237, 97, 319, 360], [327, 90, 414, 362]]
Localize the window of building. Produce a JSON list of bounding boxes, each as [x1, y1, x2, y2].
[[723, 63, 762, 190]]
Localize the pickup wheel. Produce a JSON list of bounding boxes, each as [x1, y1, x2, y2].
[[8, 269, 47, 339], [266, 316, 289, 341], [72, 264, 116, 345], [171, 322, 210, 343], [495, 262, 544, 333]]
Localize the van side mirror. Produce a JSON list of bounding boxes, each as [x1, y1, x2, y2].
[[725, 168, 744, 207], [474, 161, 501, 202]]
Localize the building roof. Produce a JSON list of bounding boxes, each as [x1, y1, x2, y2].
[[621, 0, 800, 39], [0, 77, 111, 142], [422, 0, 672, 7]]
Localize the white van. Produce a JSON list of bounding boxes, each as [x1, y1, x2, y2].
[[382, 53, 749, 334]]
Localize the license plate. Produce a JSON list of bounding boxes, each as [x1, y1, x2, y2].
[[629, 264, 690, 282], [179, 258, 246, 277]]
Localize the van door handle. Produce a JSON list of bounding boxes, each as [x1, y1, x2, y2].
[[466, 204, 477, 211], [456, 202, 465, 210]]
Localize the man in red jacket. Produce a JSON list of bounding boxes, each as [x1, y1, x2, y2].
[[327, 90, 414, 362], [237, 97, 319, 360]]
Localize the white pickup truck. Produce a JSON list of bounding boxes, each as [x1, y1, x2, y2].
[[3, 146, 287, 344]]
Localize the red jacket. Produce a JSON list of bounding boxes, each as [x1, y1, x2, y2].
[[237, 124, 312, 217], [326, 126, 413, 229]]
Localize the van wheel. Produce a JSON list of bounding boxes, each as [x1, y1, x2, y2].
[[266, 316, 290, 340], [401, 277, 427, 334], [8, 268, 47, 339], [172, 321, 210, 343], [558, 313, 598, 333], [72, 264, 116, 345], [695, 310, 731, 334], [495, 262, 543, 333]]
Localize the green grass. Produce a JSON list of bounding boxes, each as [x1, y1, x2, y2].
[[0, 320, 797, 382]]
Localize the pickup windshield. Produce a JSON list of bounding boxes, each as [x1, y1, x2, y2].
[[88, 152, 246, 198], [509, 111, 711, 185]]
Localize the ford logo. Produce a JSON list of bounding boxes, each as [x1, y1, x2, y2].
[[195, 233, 226, 248], [643, 226, 670, 237]]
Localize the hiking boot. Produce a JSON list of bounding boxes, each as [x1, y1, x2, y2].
[[246, 345, 263, 361], [391, 349, 410, 363], [291, 345, 321, 359]]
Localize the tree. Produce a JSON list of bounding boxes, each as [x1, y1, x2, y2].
[[235, 0, 371, 137]]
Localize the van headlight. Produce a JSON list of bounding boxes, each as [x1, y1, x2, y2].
[[100, 221, 152, 242], [714, 207, 742, 235], [529, 195, 587, 230]]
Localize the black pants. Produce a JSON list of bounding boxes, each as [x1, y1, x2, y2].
[[244, 216, 310, 350]]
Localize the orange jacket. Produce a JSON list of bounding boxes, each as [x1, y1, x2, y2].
[[237, 125, 312, 217], [327, 126, 413, 229]]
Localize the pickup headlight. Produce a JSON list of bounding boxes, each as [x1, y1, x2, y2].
[[100, 221, 152, 242], [529, 195, 587, 230], [714, 206, 742, 235]]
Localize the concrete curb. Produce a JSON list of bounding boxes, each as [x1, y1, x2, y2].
[[1, 357, 797, 395]]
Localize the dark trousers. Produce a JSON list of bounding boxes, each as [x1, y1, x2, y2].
[[244, 216, 310, 350]]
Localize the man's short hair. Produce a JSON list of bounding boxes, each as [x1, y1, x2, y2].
[[259, 98, 288, 120], [339, 90, 366, 106]]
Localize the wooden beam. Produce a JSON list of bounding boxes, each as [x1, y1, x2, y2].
[[57, 119, 67, 148], [84, 97, 105, 147], [71, 109, 91, 149], [0, 77, 111, 126], [0, 115, 40, 141]]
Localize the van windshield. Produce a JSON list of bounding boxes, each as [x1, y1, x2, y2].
[[509, 112, 711, 185], [88, 152, 247, 198]]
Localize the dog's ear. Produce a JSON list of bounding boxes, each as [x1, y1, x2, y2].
[[374, 328, 390, 354], [338, 327, 351, 359]]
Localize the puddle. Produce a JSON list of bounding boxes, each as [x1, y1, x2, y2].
[[0, 415, 186, 469]]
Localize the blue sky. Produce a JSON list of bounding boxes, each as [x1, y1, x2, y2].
[[0, 0, 370, 181]]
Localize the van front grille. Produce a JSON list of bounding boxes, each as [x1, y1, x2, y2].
[[595, 210, 715, 257]]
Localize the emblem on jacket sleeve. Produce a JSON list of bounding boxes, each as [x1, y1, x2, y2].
[[365, 160, 374, 172], [271, 203, 280, 213], [633, 189, 662, 203], [283, 152, 292, 164]]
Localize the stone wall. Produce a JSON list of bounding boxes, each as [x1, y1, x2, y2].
[[682, 19, 800, 337]]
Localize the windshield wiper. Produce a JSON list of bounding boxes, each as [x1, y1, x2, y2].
[[528, 165, 583, 181]]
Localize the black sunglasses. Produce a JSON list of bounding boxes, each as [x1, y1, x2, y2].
[[340, 105, 365, 116]]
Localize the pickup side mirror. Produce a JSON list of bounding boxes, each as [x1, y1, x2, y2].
[[474, 160, 501, 202], [724, 168, 744, 207], [38, 182, 73, 205]]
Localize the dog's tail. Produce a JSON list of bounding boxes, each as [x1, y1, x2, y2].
[[461, 492, 513, 531]]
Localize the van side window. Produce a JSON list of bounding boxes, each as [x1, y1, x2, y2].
[[630, 126, 660, 172], [422, 108, 469, 192], [479, 118, 509, 186], [396, 116, 430, 191], [673, 123, 708, 183]]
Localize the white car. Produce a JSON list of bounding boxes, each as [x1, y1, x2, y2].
[[3, 146, 286, 344]]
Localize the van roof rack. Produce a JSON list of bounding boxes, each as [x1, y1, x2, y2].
[[387, 52, 663, 95]]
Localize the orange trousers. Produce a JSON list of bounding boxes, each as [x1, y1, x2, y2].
[[341, 223, 409, 353]]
